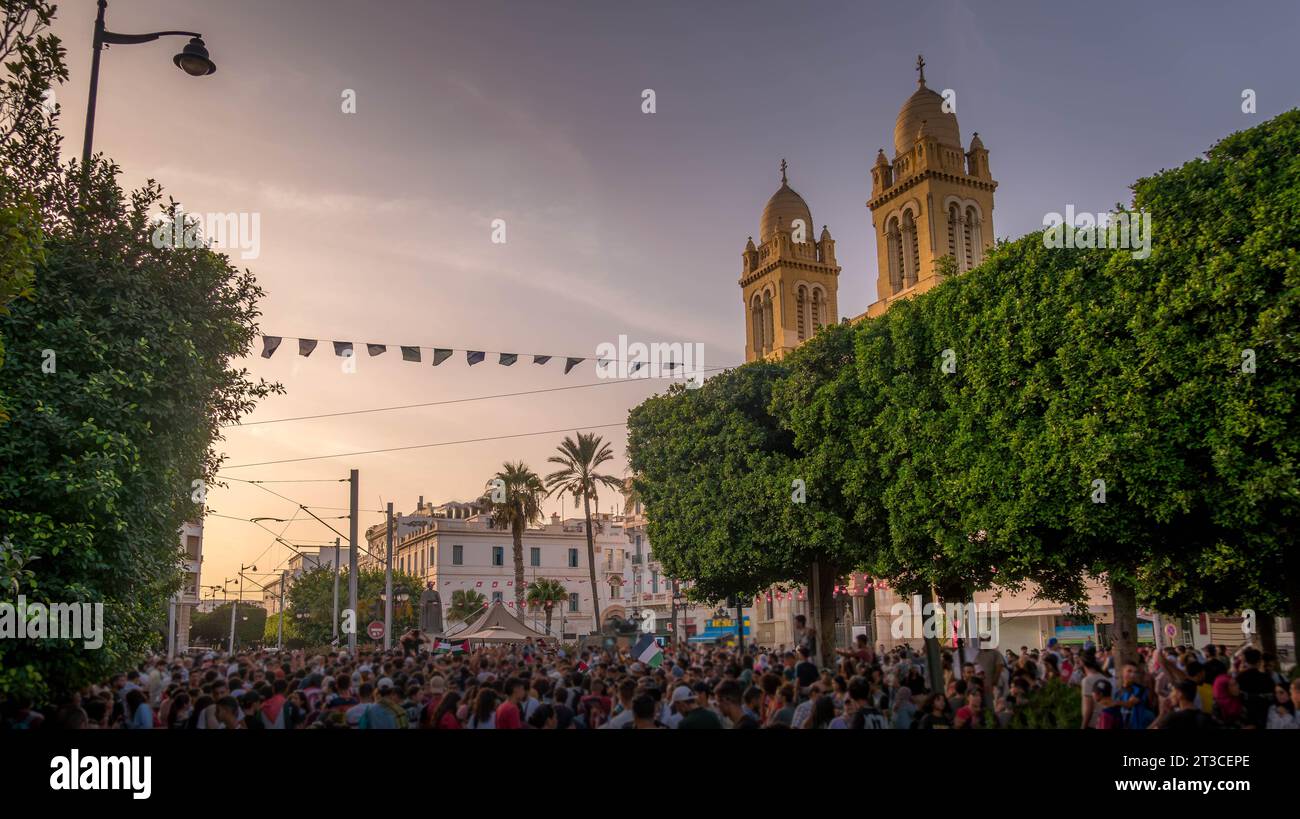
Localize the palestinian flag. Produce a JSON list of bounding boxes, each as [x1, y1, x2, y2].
[[435, 639, 469, 654], [632, 634, 663, 669]]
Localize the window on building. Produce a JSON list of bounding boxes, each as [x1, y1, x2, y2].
[[568, 548, 579, 568], [568, 593, 579, 612], [492, 546, 504, 567], [452, 544, 463, 565], [530, 547, 541, 567]]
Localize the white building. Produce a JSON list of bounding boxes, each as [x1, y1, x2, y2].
[[361, 499, 637, 639], [168, 519, 204, 656]]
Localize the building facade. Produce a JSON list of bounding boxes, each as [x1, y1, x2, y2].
[[361, 499, 637, 639], [169, 519, 203, 656]]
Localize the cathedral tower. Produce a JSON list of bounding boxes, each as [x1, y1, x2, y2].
[[740, 160, 841, 362], [864, 55, 996, 318]]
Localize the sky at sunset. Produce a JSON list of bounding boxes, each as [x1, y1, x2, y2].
[[47, 0, 1300, 591]]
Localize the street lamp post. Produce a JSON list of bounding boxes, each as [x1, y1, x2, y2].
[[82, 0, 217, 169], [229, 563, 255, 655]]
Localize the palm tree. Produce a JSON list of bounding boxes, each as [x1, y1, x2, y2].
[[447, 589, 487, 624], [482, 461, 546, 615], [525, 577, 569, 635], [545, 431, 625, 629]]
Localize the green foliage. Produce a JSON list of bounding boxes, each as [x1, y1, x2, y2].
[[525, 576, 568, 632], [544, 431, 624, 625], [1008, 679, 1081, 729], [190, 603, 267, 649], [630, 110, 1300, 650], [284, 565, 422, 647], [482, 461, 545, 614], [628, 364, 805, 601], [447, 588, 487, 624], [0, 2, 280, 699]]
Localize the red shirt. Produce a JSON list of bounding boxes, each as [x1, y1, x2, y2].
[[437, 711, 461, 729], [495, 700, 523, 729]]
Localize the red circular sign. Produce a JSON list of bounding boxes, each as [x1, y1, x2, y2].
[[367, 621, 384, 640]]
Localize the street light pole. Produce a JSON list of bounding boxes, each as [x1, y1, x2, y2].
[[384, 502, 394, 651], [229, 563, 254, 655], [348, 470, 359, 656], [332, 537, 341, 642], [81, 0, 216, 169], [277, 569, 287, 650]]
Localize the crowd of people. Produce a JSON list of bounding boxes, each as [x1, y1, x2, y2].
[[4, 630, 1297, 730]]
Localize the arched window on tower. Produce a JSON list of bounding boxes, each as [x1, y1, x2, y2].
[[902, 210, 919, 288], [886, 217, 903, 295], [965, 206, 982, 269], [948, 205, 962, 272], [762, 289, 774, 354], [751, 294, 764, 356], [796, 286, 807, 341]]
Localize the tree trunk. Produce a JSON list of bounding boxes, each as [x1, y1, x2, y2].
[[810, 559, 838, 669], [1109, 575, 1139, 671], [923, 586, 944, 693], [862, 583, 877, 650], [1283, 538, 1300, 667], [1259, 610, 1277, 657], [512, 519, 526, 616], [583, 492, 601, 630]]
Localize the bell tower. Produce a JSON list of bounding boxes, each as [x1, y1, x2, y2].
[[864, 55, 997, 318], [741, 160, 841, 362]]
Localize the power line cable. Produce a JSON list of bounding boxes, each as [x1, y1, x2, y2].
[[222, 367, 731, 428], [221, 422, 627, 469]]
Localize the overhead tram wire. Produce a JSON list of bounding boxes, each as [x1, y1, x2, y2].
[[221, 366, 734, 429], [238, 479, 390, 566], [220, 422, 628, 469]]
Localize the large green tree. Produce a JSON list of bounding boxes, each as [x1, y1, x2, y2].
[[0, 4, 279, 701]]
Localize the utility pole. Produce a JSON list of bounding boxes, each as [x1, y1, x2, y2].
[[277, 569, 288, 650], [229, 563, 254, 655], [384, 502, 394, 651], [332, 537, 341, 642], [348, 469, 359, 656]]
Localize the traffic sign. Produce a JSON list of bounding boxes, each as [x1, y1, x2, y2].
[[367, 621, 384, 640]]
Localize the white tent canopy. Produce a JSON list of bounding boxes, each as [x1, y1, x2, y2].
[[445, 601, 550, 643]]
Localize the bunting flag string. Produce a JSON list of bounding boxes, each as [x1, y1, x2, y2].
[[257, 334, 703, 376]]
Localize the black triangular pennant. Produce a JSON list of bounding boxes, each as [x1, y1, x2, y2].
[[432, 348, 452, 366], [261, 336, 282, 358], [401, 346, 421, 362], [564, 357, 584, 375], [299, 339, 318, 357]]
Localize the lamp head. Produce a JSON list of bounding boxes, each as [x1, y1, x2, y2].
[[173, 37, 216, 76]]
